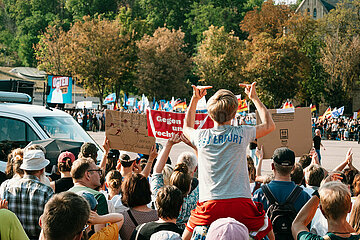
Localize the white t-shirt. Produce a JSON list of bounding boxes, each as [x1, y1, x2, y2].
[[190, 125, 256, 202]]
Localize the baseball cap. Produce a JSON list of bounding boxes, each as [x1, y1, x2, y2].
[[120, 151, 139, 162], [108, 149, 120, 159], [80, 142, 98, 157], [58, 151, 76, 163], [150, 231, 181, 240], [206, 217, 249, 240], [272, 147, 295, 166], [77, 191, 98, 211], [20, 150, 50, 171]]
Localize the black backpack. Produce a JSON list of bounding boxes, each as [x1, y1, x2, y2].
[[261, 184, 302, 240]]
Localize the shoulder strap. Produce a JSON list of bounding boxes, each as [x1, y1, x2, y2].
[[127, 209, 139, 227], [135, 223, 146, 240], [261, 184, 279, 205], [285, 185, 303, 204]]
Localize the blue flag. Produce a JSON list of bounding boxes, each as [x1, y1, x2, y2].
[[153, 102, 159, 110], [123, 93, 128, 109], [104, 93, 116, 104]]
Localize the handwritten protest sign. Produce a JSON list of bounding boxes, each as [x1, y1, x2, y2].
[[147, 109, 214, 139], [105, 110, 155, 154]]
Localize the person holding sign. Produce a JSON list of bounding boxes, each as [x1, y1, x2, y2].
[[182, 83, 276, 240]]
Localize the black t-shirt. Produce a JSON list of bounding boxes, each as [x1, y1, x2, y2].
[[313, 136, 321, 150], [130, 222, 182, 240], [54, 177, 74, 193]]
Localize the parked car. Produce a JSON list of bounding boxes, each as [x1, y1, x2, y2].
[[0, 92, 103, 172]]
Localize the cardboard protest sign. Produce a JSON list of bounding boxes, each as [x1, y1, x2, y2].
[[256, 107, 312, 159], [105, 110, 155, 154], [147, 109, 214, 139]]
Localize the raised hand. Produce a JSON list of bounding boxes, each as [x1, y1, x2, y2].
[[256, 145, 264, 160], [102, 137, 110, 153], [192, 85, 212, 100], [0, 198, 8, 209], [149, 144, 158, 160], [239, 82, 258, 100], [168, 133, 182, 146]]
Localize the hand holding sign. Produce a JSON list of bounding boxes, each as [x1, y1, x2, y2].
[[239, 82, 258, 101], [192, 85, 212, 100]]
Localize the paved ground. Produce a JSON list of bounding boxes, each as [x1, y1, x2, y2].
[[88, 131, 360, 174]]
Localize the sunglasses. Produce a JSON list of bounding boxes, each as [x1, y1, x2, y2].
[[88, 169, 103, 176]]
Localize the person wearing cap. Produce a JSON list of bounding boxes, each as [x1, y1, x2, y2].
[[0, 149, 54, 240], [253, 147, 311, 212], [79, 142, 98, 164], [206, 217, 250, 240], [50, 151, 76, 193]]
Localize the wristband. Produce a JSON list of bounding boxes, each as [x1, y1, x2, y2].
[[312, 190, 320, 198]]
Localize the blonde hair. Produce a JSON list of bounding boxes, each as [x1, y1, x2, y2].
[[207, 89, 238, 124], [350, 195, 360, 233], [319, 181, 351, 220], [162, 164, 174, 186]]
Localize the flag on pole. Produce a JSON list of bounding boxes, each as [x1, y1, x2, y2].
[[282, 100, 294, 109], [237, 99, 248, 112], [331, 106, 344, 118], [153, 102, 159, 110], [113, 100, 119, 110], [123, 93, 128, 109], [319, 107, 332, 120], [104, 93, 116, 104], [310, 104, 317, 113], [174, 101, 187, 111]]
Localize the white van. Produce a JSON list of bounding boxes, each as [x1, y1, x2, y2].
[[0, 92, 103, 171]]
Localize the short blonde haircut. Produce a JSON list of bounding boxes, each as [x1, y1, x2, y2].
[[207, 89, 238, 124], [319, 181, 351, 220]]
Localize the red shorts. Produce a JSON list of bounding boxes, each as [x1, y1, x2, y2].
[[186, 198, 272, 240]]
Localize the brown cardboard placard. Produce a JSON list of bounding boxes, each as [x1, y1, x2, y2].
[[105, 110, 156, 155], [256, 107, 312, 159]]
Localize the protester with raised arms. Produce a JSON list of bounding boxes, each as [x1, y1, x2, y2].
[[182, 83, 276, 240]]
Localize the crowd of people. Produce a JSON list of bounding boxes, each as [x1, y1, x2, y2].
[[1, 84, 360, 240], [313, 117, 360, 142]]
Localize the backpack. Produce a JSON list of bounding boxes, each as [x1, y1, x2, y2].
[[261, 184, 302, 240]]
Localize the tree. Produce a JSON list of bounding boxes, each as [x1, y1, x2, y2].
[[318, 0, 360, 108], [136, 0, 192, 31], [244, 33, 309, 108], [65, 16, 133, 106], [287, 14, 327, 105], [65, 0, 119, 21], [193, 26, 246, 96], [136, 27, 191, 99], [35, 24, 71, 75], [241, 0, 291, 39]]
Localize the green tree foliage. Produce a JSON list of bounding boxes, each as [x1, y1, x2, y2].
[[194, 26, 245, 96], [136, 27, 191, 99], [319, 0, 360, 107], [244, 33, 309, 108], [65, 0, 119, 21], [287, 14, 327, 105], [35, 24, 70, 75], [136, 0, 192, 30]]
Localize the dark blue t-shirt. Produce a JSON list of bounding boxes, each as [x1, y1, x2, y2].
[[252, 180, 311, 212]]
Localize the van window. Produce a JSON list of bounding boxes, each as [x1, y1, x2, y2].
[[34, 116, 94, 143], [0, 117, 40, 142]]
